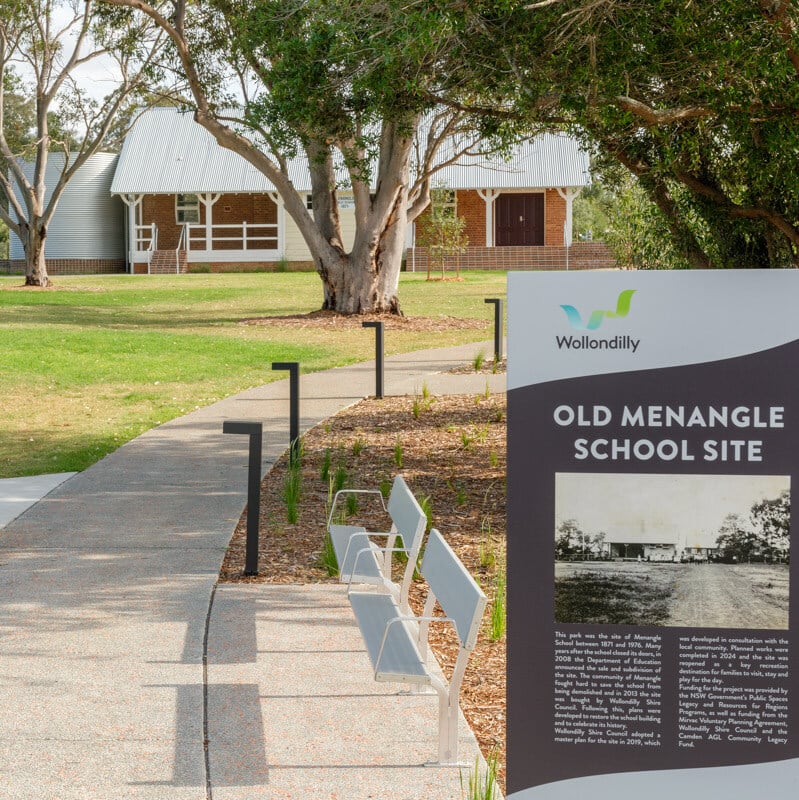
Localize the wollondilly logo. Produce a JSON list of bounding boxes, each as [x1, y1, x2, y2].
[[557, 289, 641, 353], [560, 289, 636, 330]]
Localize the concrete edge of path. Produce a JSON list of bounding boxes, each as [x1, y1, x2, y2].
[[0, 472, 77, 529]]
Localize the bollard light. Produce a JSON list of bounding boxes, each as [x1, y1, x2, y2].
[[362, 321, 385, 399], [222, 420, 263, 576]]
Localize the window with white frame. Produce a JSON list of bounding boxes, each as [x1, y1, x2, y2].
[[176, 194, 200, 223]]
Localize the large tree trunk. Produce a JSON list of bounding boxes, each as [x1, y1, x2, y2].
[[318, 188, 407, 315], [20, 222, 52, 287]]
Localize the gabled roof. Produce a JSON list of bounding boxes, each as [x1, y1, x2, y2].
[[429, 134, 589, 190], [111, 107, 590, 195]]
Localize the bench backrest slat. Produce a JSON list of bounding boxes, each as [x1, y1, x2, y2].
[[421, 529, 487, 650], [387, 475, 427, 557]]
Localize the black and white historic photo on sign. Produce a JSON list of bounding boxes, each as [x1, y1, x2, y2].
[[554, 472, 790, 629]]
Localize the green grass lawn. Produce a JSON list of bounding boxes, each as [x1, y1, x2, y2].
[[0, 271, 506, 478]]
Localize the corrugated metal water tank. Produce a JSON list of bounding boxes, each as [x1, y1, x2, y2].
[[10, 152, 124, 260]]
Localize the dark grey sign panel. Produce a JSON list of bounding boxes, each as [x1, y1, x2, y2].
[[507, 272, 798, 799]]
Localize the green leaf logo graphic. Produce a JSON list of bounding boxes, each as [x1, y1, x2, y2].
[[560, 290, 636, 331]]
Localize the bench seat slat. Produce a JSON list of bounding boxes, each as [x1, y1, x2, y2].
[[349, 592, 430, 684], [329, 525, 384, 583]]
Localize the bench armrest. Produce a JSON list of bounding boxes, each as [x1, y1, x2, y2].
[[326, 488, 387, 528], [374, 614, 457, 678], [345, 543, 408, 591]]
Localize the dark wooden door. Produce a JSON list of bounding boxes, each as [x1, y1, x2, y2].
[[495, 193, 544, 246]]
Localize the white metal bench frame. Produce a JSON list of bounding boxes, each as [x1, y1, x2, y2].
[[327, 474, 427, 613], [348, 528, 487, 765]]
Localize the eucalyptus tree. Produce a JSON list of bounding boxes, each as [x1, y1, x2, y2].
[[100, 0, 490, 313], [460, 0, 799, 268], [0, 0, 170, 286]]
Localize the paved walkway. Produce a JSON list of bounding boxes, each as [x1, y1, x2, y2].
[[0, 341, 505, 800]]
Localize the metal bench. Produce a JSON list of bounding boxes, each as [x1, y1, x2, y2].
[[348, 528, 487, 765], [327, 474, 426, 613]]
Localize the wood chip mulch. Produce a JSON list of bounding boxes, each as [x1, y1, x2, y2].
[[220, 391, 508, 788], [240, 309, 489, 332]]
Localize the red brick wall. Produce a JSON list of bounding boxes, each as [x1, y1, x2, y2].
[[415, 189, 568, 247], [456, 190, 486, 247], [545, 190, 567, 246], [141, 195, 191, 250], [142, 193, 278, 252], [212, 194, 278, 250], [406, 242, 617, 271]]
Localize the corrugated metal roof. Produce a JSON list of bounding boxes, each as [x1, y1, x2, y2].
[[428, 133, 590, 190], [111, 108, 590, 195]]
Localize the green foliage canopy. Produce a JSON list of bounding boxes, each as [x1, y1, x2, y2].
[[458, 0, 799, 268]]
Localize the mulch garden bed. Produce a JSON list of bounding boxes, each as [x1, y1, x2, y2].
[[240, 309, 490, 332]]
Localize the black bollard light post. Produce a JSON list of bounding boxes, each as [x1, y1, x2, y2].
[[362, 321, 385, 399], [271, 361, 300, 465], [484, 298, 504, 363], [222, 420, 263, 576]]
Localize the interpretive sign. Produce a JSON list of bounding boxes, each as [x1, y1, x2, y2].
[[507, 271, 797, 799]]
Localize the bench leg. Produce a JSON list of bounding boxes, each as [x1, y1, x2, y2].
[[428, 678, 462, 766]]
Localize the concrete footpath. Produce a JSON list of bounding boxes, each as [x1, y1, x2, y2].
[[0, 341, 506, 800]]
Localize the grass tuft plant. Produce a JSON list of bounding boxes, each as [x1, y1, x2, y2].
[[283, 458, 302, 524], [320, 447, 332, 481], [478, 518, 496, 569], [473, 351, 485, 371], [460, 751, 500, 800], [394, 439, 404, 468], [489, 565, 507, 642], [317, 531, 339, 576], [419, 494, 433, 533], [352, 437, 365, 457], [333, 464, 348, 493], [345, 492, 359, 516]]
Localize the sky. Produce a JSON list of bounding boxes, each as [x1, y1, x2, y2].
[[555, 473, 790, 548]]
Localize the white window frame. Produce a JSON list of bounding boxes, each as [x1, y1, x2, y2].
[[176, 193, 200, 224]]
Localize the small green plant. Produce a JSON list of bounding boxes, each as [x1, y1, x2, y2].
[[461, 430, 474, 451], [274, 255, 291, 273], [479, 518, 496, 569], [394, 440, 403, 468], [352, 436, 365, 457], [412, 396, 421, 419], [317, 531, 339, 576], [489, 449, 499, 468], [333, 464, 348, 493], [492, 358, 499, 374], [419, 494, 433, 533], [422, 381, 431, 400], [456, 486, 468, 506], [461, 751, 500, 800], [283, 461, 302, 524], [379, 477, 392, 499], [483, 381, 491, 400], [320, 447, 332, 481], [345, 492, 359, 516], [473, 351, 485, 371], [492, 408, 505, 424], [489, 565, 507, 642]]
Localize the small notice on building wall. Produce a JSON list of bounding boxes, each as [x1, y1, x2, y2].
[[507, 271, 797, 800]]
